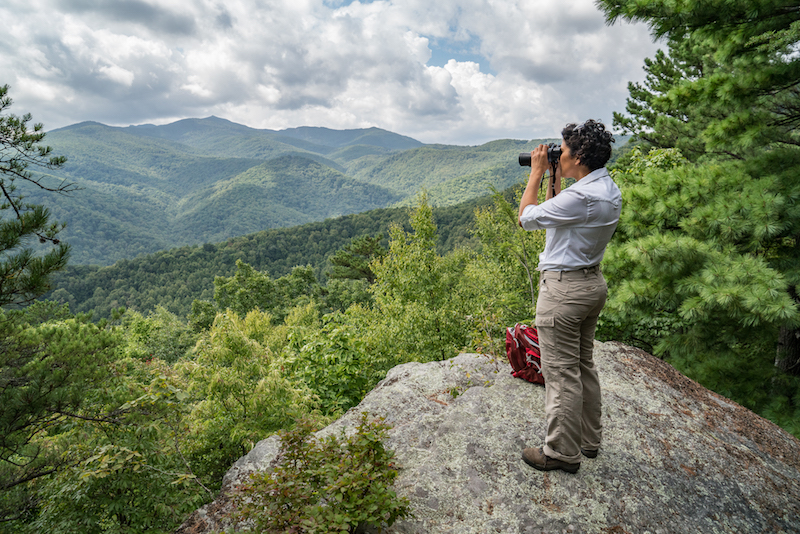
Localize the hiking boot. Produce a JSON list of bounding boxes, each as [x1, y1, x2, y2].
[[581, 448, 598, 458], [522, 447, 580, 474]]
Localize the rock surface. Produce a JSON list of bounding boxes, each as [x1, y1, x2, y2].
[[177, 341, 800, 533]]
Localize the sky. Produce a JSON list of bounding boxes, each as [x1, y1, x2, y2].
[[0, 0, 662, 145]]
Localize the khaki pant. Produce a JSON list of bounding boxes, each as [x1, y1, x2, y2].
[[535, 267, 607, 464]]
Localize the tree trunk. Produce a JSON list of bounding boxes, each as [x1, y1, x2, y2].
[[776, 287, 800, 376], [776, 326, 800, 376]]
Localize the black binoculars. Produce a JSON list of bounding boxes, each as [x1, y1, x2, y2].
[[519, 143, 562, 166]]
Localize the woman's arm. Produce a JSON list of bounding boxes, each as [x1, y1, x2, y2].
[[519, 144, 551, 222]]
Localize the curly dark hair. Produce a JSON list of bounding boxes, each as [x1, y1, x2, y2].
[[561, 119, 614, 171]]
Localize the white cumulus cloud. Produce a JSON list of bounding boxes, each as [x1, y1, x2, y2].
[[0, 0, 661, 144]]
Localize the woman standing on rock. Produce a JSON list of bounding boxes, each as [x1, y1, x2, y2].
[[517, 120, 621, 474]]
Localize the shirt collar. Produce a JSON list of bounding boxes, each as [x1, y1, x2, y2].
[[573, 167, 608, 187]]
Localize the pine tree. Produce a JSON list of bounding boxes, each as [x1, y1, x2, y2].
[[0, 312, 120, 523], [596, 0, 800, 381], [0, 84, 74, 306], [326, 234, 387, 284], [599, 0, 800, 156], [602, 147, 800, 432], [0, 85, 103, 525]]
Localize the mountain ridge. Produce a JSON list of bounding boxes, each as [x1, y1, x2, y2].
[[46, 188, 500, 320], [41, 118, 540, 266]]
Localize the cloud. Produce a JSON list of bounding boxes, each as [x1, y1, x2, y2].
[[0, 0, 661, 144], [60, 0, 198, 35]]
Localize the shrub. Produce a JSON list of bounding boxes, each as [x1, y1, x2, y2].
[[235, 413, 410, 533], [177, 310, 314, 489]]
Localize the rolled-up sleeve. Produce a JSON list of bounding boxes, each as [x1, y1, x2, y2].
[[519, 190, 588, 231]]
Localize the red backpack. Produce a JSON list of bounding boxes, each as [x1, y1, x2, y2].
[[505, 323, 545, 385]]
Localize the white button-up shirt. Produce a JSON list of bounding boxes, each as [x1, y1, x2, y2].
[[519, 167, 621, 271]]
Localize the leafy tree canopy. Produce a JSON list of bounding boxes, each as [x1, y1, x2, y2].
[[599, 0, 800, 157], [326, 233, 387, 284], [0, 309, 121, 524]]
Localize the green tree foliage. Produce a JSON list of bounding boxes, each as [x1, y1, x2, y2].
[[611, 43, 720, 160], [188, 260, 321, 330], [369, 193, 476, 362], [0, 312, 120, 526], [206, 191, 539, 424], [2, 303, 210, 534], [330, 191, 536, 366], [599, 0, 800, 155], [601, 147, 800, 433], [6, 303, 321, 532], [48, 194, 500, 321], [22, 357, 213, 534], [326, 233, 387, 284], [603, 147, 800, 353], [288, 311, 386, 417], [177, 310, 315, 488], [467, 185, 546, 356], [235, 414, 410, 534], [0, 84, 72, 306], [595, 0, 800, 427], [213, 261, 319, 321], [472, 185, 545, 311], [318, 277, 373, 315], [121, 306, 199, 363], [49, 205, 415, 319], [8, 299, 73, 324]]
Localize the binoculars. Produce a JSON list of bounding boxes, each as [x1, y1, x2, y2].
[[519, 143, 562, 167]]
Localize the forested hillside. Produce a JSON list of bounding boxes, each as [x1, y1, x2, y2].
[[346, 139, 525, 198], [40, 118, 546, 266], [47, 192, 497, 320], [43, 132, 626, 320]]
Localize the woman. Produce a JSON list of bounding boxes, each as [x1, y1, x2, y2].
[[517, 120, 621, 474]]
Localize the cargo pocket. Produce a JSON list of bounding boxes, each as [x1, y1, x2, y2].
[[534, 315, 555, 377]]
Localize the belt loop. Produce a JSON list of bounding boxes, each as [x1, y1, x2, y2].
[[558, 271, 563, 282]]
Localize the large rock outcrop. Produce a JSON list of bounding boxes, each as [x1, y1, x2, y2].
[[177, 341, 800, 533]]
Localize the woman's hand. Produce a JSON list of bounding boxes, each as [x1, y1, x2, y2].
[[531, 144, 549, 180]]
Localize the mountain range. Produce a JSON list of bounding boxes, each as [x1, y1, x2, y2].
[[39, 117, 541, 265]]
